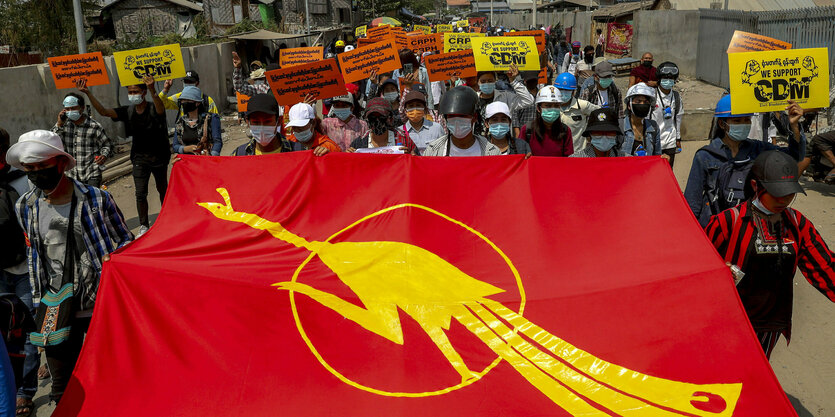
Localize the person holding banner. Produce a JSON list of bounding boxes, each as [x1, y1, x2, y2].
[[233, 94, 301, 156], [483, 102, 530, 156], [621, 83, 663, 158], [80, 75, 168, 237], [159, 70, 219, 117], [321, 95, 369, 152], [571, 108, 628, 158], [51, 93, 113, 188], [400, 91, 443, 154], [348, 98, 416, 154], [684, 94, 805, 227], [705, 150, 835, 359], [285, 103, 340, 156], [424, 86, 501, 156], [518, 86, 573, 157], [172, 86, 223, 157]]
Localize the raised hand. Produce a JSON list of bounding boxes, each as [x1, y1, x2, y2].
[[232, 51, 242, 69]]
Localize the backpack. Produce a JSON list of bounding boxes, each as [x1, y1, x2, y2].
[[0, 170, 27, 269], [0, 292, 36, 388], [698, 146, 754, 216]]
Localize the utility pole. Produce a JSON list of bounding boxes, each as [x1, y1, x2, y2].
[[72, 0, 87, 53], [305, 0, 312, 34], [531, 0, 536, 29], [490, 0, 494, 27]]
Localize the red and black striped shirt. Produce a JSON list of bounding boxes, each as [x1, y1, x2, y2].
[[705, 201, 835, 335]]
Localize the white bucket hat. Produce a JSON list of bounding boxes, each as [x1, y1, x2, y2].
[[6, 130, 76, 170]]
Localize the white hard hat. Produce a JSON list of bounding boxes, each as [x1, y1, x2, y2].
[[344, 45, 355, 52], [484, 101, 510, 119], [535, 85, 561, 104], [625, 82, 656, 106]]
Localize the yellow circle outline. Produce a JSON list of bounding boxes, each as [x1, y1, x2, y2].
[[285, 203, 526, 397]]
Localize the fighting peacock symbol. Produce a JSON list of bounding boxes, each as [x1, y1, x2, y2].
[[199, 188, 742, 416]]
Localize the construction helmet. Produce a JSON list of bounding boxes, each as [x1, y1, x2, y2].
[[535, 86, 561, 104], [625, 82, 657, 106], [335, 40, 345, 47], [554, 72, 577, 90], [714, 94, 753, 118]]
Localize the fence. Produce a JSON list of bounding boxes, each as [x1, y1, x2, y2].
[[696, 6, 835, 88]]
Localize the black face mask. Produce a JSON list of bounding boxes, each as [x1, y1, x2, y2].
[[182, 102, 198, 113], [27, 165, 63, 191], [584, 55, 593, 64], [368, 117, 389, 135], [642, 60, 653, 68], [632, 103, 651, 118]]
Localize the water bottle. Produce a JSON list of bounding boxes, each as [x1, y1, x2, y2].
[[636, 144, 646, 157]]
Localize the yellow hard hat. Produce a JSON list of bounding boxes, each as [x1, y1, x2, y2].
[[336, 40, 345, 47]]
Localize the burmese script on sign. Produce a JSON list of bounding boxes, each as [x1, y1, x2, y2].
[[48, 52, 110, 89], [266, 58, 347, 106], [338, 39, 402, 83]]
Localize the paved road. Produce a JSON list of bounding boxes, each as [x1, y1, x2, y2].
[[31, 122, 835, 416]]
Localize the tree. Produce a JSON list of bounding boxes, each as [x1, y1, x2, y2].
[[0, 0, 96, 56]]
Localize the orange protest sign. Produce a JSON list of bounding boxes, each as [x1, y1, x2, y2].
[[236, 92, 250, 113], [265, 58, 347, 106], [357, 37, 380, 48], [367, 25, 391, 40], [338, 39, 402, 83], [279, 47, 324, 67], [408, 34, 439, 53], [393, 32, 408, 50], [424, 50, 477, 82], [504, 30, 546, 53], [727, 30, 791, 53], [47, 52, 110, 89]]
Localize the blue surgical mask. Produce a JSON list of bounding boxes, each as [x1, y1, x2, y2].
[[250, 125, 277, 145], [66, 110, 81, 121], [447, 117, 473, 139], [128, 94, 144, 105], [384, 92, 399, 103], [479, 82, 495, 95], [294, 127, 314, 143], [590, 135, 617, 152], [559, 90, 573, 104], [489, 123, 510, 139], [660, 79, 675, 90], [726, 123, 751, 142], [598, 78, 613, 89], [332, 108, 352, 121], [541, 108, 560, 123]]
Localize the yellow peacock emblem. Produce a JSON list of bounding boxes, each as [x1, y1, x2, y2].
[[199, 188, 742, 416]]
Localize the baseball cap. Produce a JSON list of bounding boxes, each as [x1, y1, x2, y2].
[[245, 94, 279, 116], [331, 94, 354, 105], [594, 61, 614, 77], [364, 97, 391, 118], [404, 90, 426, 106], [184, 70, 199, 83], [583, 108, 622, 136], [571, 41, 581, 47], [6, 130, 76, 170], [484, 101, 510, 119], [751, 150, 805, 197], [380, 78, 398, 91], [286, 103, 316, 127]]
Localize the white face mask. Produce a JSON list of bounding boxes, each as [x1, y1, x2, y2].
[[250, 125, 277, 145], [128, 94, 144, 105], [447, 117, 473, 139]]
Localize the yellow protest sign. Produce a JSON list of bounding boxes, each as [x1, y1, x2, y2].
[[728, 47, 829, 114], [456, 20, 469, 28], [355, 25, 367, 37], [444, 33, 485, 52], [471, 36, 540, 71], [112, 44, 186, 86], [414, 25, 431, 35], [436, 24, 453, 33]]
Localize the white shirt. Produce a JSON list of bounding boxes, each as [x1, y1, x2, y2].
[[560, 98, 601, 151], [431, 81, 445, 106], [449, 141, 481, 157], [652, 88, 682, 150]]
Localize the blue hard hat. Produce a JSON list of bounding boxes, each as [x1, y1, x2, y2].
[[554, 72, 577, 90], [714, 94, 753, 118]]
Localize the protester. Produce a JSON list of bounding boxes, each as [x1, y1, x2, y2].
[[629, 52, 657, 88], [159, 70, 219, 116], [575, 46, 595, 86], [554, 73, 600, 152], [595, 28, 605, 57], [51, 92, 112, 188], [518, 86, 573, 157], [233, 94, 300, 156], [622, 83, 663, 158], [577, 61, 622, 118], [798, 132, 835, 183], [232, 52, 270, 96], [570, 108, 627, 158], [476, 65, 534, 123], [392, 49, 434, 110], [650, 62, 684, 167], [511, 72, 541, 138], [554, 37, 570, 69], [7, 130, 133, 405], [400, 91, 443, 154], [172, 86, 222, 156], [348, 98, 416, 154], [705, 150, 835, 359], [483, 102, 530, 156], [285, 103, 340, 156], [80, 75, 168, 236], [0, 127, 39, 416], [684, 94, 806, 227], [321, 94, 369, 151], [424, 86, 500, 156], [560, 41, 582, 74]]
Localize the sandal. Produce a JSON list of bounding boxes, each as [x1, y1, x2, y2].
[[16, 399, 34, 417], [37, 364, 49, 380]]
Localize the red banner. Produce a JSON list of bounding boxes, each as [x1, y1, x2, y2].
[[606, 23, 633, 55], [55, 155, 796, 416]]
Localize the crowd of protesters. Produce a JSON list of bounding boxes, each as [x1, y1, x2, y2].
[[0, 21, 834, 416]]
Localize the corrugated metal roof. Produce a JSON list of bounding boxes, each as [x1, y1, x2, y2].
[[471, 1, 511, 11], [592, 1, 650, 17], [660, 0, 835, 11], [103, 0, 203, 12]]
